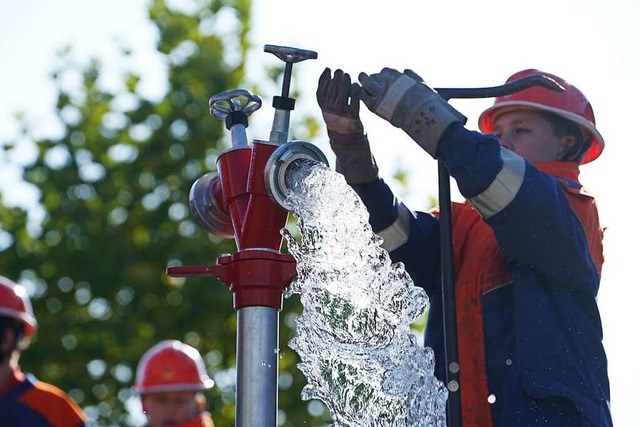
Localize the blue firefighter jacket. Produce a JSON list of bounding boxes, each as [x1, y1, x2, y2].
[[0, 367, 87, 427], [350, 123, 612, 426]]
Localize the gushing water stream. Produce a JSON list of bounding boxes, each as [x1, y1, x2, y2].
[[282, 162, 448, 427]]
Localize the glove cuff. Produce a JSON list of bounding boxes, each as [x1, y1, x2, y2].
[[322, 111, 364, 134], [397, 93, 467, 158], [329, 131, 379, 185]]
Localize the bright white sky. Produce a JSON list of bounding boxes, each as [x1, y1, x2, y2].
[[1, 0, 638, 425]]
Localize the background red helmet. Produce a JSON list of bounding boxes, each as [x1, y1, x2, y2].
[[478, 69, 604, 164], [134, 340, 214, 394], [0, 276, 37, 336]]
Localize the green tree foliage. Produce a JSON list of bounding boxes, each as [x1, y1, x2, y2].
[[0, 0, 328, 425]]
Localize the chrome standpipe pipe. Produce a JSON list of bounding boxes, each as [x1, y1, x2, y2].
[[236, 307, 280, 426]]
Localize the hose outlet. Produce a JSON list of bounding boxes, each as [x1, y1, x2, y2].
[[189, 172, 234, 238], [265, 140, 329, 209]]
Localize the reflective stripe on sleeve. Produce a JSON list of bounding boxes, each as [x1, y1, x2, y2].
[[469, 148, 526, 218], [377, 201, 412, 252]]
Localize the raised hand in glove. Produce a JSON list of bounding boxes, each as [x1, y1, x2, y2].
[[317, 67, 378, 185], [358, 68, 466, 158]]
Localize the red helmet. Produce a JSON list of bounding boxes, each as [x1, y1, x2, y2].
[[478, 69, 604, 164], [134, 340, 214, 394], [0, 276, 37, 336]]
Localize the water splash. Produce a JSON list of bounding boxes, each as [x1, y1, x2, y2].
[[282, 162, 448, 427]]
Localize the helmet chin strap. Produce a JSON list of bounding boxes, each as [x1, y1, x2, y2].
[[561, 136, 590, 163]]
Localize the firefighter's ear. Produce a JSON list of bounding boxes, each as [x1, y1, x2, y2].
[[195, 393, 207, 412], [558, 135, 577, 160]]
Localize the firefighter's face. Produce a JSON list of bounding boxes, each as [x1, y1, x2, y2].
[[492, 110, 575, 163], [142, 391, 203, 427]]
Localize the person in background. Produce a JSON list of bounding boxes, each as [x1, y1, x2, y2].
[[0, 275, 88, 426], [134, 340, 215, 427], [317, 67, 611, 426]]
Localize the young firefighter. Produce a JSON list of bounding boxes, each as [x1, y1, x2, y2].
[[316, 68, 612, 426], [134, 340, 215, 427], [0, 275, 88, 426]]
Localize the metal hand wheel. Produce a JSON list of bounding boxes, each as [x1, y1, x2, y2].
[[209, 89, 262, 120]]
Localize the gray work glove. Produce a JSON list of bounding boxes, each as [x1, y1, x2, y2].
[[317, 68, 378, 185], [358, 68, 467, 158]]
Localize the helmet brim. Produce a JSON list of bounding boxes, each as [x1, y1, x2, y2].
[[478, 101, 605, 165]]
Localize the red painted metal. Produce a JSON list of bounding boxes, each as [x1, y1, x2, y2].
[[216, 146, 251, 242], [167, 250, 296, 310], [240, 141, 289, 250], [167, 140, 295, 310]]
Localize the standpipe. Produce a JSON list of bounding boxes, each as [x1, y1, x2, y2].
[[167, 45, 327, 427]]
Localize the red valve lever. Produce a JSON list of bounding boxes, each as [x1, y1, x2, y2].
[[167, 250, 296, 310]]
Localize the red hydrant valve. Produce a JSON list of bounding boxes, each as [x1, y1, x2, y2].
[[166, 249, 296, 310]]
